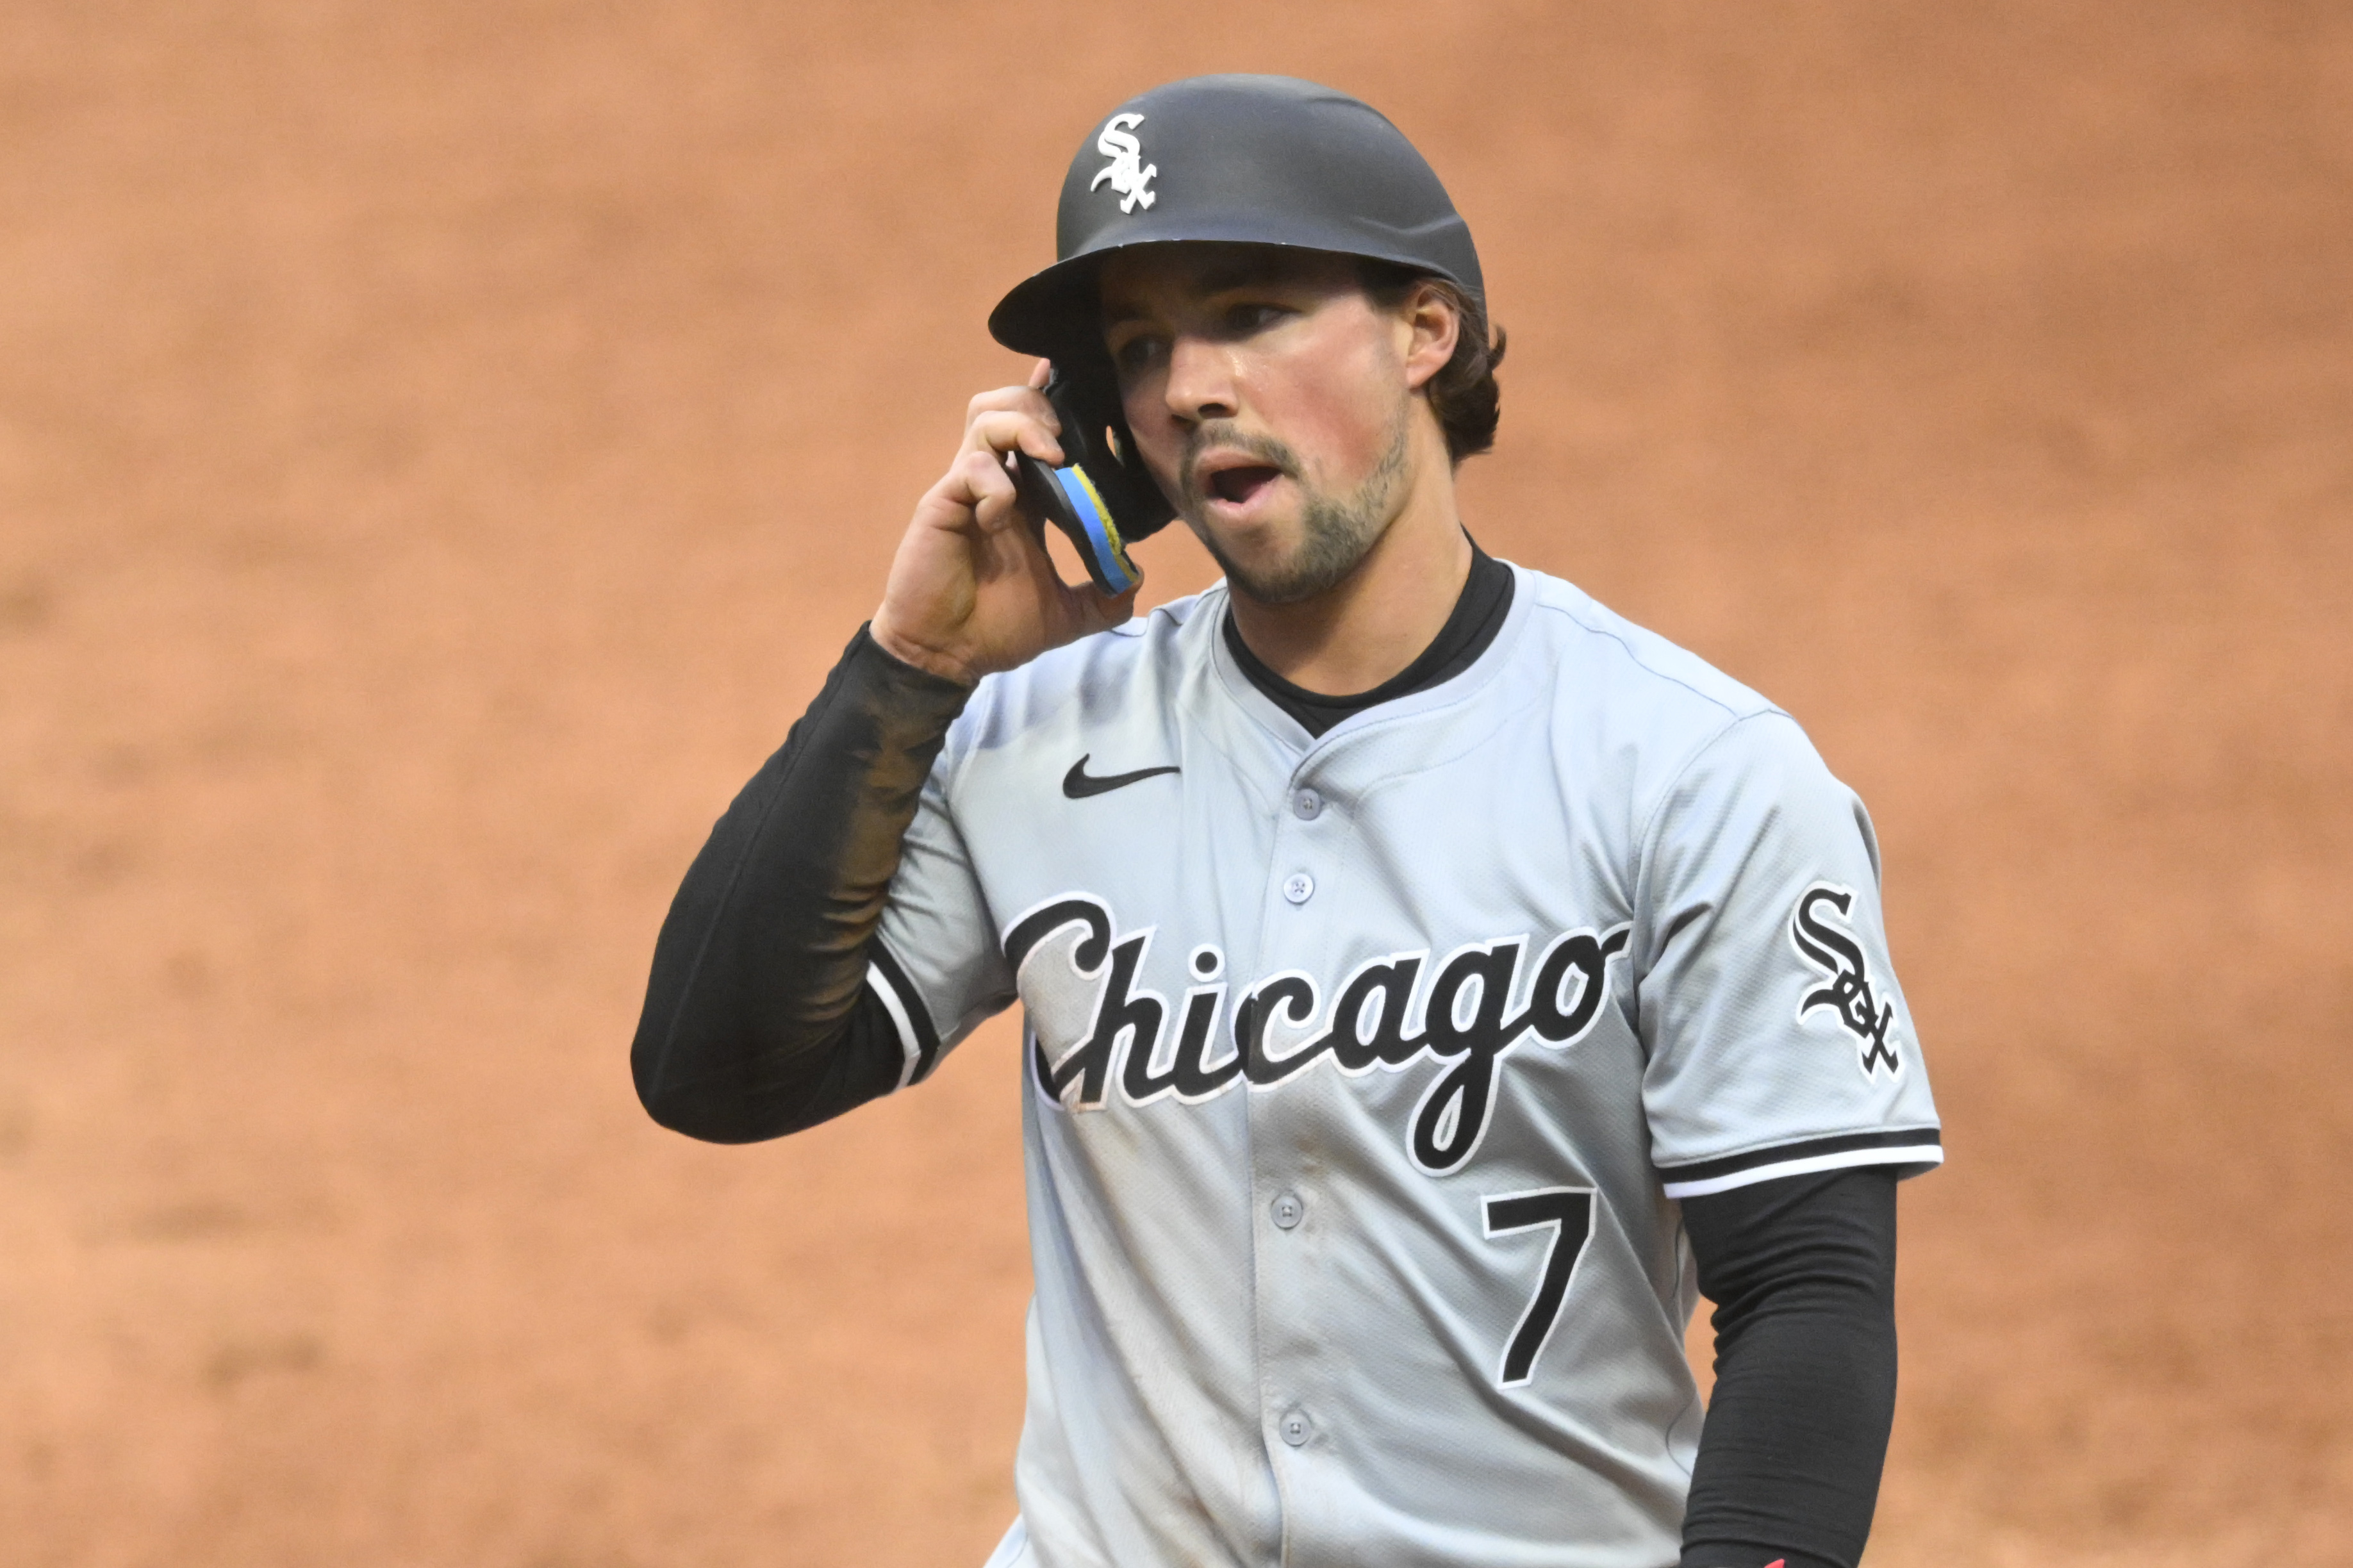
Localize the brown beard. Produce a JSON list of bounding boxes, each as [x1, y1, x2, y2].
[[1178, 403, 1413, 607]]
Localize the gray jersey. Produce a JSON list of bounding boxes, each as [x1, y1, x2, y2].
[[864, 564, 1941, 1568]]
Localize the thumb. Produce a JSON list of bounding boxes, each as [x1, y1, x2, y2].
[[1075, 584, 1141, 635]]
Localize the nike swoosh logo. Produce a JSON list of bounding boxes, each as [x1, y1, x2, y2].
[[1062, 754, 1181, 799]]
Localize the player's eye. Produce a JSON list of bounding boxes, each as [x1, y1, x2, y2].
[[1224, 302, 1288, 336], [1110, 333, 1166, 378]]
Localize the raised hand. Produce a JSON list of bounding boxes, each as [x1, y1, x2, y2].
[[870, 360, 1139, 686]]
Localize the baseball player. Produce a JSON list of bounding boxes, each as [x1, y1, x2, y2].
[[632, 74, 1942, 1568]]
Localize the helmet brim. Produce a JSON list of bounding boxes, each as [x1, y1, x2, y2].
[[988, 219, 1481, 363]]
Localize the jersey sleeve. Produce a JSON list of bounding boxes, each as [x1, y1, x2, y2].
[[1632, 711, 1942, 1199], [864, 698, 1021, 1084]]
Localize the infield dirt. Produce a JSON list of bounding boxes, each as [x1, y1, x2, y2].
[[2, 4, 2348, 1565]]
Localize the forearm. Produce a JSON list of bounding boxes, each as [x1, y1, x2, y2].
[[630, 623, 971, 1142], [1678, 1169, 1900, 1568]]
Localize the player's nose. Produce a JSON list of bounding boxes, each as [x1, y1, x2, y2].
[[1162, 334, 1239, 424]]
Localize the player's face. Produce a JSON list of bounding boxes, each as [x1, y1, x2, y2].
[[1098, 243, 1430, 606]]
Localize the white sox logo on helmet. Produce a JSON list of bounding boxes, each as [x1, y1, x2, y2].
[[1089, 113, 1157, 213], [1790, 882, 1903, 1078], [1003, 893, 1630, 1176]]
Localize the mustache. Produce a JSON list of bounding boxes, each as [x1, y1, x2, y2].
[[1177, 423, 1302, 508]]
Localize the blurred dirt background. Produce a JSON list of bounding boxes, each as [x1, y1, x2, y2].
[[2, 2, 2348, 1564]]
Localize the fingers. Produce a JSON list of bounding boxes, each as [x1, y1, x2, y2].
[[954, 445, 1022, 534], [967, 384, 1058, 437], [966, 407, 1062, 470], [947, 381, 1061, 531], [1028, 358, 1052, 390]]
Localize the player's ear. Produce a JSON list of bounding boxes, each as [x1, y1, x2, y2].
[[1399, 281, 1459, 392]]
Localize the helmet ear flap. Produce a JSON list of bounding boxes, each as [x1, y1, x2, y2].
[[1010, 367, 1178, 598], [1043, 365, 1178, 540], [1086, 400, 1179, 542]]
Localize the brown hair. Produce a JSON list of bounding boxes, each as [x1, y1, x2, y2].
[[1358, 260, 1507, 465]]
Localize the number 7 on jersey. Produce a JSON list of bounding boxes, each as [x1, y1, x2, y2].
[[1482, 1187, 1596, 1387]]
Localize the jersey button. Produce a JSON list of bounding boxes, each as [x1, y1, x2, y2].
[[1278, 1410, 1312, 1447], [1282, 872, 1314, 904], [1270, 1192, 1304, 1230], [1291, 787, 1323, 820]]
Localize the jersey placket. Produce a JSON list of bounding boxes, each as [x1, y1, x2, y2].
[[1248, 757, 1346, 1562]]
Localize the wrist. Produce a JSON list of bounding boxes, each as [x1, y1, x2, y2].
[[868, 611, 979, 688]]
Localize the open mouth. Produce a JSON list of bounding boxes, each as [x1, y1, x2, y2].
[[1205, 465, 1282, 506]]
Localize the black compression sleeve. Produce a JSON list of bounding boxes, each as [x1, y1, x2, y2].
[[1676, 1168, 1900, 1568], [631, 624, 972, 1143]]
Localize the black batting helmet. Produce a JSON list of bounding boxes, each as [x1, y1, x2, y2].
[[987, 74, 1483, 361]]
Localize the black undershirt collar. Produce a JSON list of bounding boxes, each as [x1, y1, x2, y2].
[[1222, 541, 1515, 738]]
